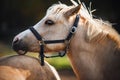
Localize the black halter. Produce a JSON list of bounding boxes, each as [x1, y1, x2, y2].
[[29, 15, 80, 66]]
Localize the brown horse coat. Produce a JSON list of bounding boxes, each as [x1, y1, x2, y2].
[[0, 55, 60, 80]]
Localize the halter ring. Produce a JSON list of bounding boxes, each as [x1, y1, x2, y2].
[[70, 26, 77, 33]]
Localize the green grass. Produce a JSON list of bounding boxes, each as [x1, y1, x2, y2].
[[45, 56, 72, 70], [26, 53, 72, 70]]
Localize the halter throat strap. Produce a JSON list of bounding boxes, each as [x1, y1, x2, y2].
[[29, 15, 80, 66]]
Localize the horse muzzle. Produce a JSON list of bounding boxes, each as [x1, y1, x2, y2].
[[12, 37, 28, 55]]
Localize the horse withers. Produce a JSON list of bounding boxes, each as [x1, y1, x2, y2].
[[12, 0, 120, 80]]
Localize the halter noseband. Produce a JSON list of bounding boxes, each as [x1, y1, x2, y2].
[[29, 15, 80, 66]]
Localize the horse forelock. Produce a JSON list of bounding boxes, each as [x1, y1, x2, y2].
[[45, 1, 94, 30], [46, 0, 92, 19], [46, 4, 69, 15]]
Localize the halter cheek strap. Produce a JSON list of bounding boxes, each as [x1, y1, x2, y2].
[[29, 14, 80, 66]]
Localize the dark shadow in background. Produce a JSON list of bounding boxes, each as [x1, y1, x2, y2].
[[0, 0, 120, 44]]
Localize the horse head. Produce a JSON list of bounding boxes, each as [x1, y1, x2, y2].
[[12, 3, 83, 55]]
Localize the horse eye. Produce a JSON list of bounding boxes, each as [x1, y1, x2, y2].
[[45, 20, 55, 25]]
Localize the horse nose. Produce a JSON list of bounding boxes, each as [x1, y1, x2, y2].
[[12, 37, 21, 51], [12, 36, 28, 55]]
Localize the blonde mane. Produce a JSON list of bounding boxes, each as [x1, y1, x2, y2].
[[47, 0, 120, 48]]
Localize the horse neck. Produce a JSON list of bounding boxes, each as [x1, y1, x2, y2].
[[67, 28, 120, 80]]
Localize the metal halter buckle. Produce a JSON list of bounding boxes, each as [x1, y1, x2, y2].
[[39, 40, 45, 45]]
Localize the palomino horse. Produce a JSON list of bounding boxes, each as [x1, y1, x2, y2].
[[12, 0, 120, 80], [0, 55, 60, 80]]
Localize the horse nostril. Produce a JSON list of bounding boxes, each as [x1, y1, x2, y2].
[[13, 37, 19, 44], [12, 37, 20, 52]]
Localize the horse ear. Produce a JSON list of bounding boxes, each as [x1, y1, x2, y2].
[[64, 5, 81, 18]]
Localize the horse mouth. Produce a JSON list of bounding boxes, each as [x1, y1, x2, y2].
[[17, 50, 27, 55]]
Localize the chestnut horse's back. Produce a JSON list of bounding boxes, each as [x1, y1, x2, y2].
[[0, 55, 60, 80]]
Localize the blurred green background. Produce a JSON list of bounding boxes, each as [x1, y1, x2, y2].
[[0, 0, 120, 70]]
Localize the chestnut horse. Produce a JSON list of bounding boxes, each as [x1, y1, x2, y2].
[[12, 0, 120, 80], [0, 55, 60, 80]]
